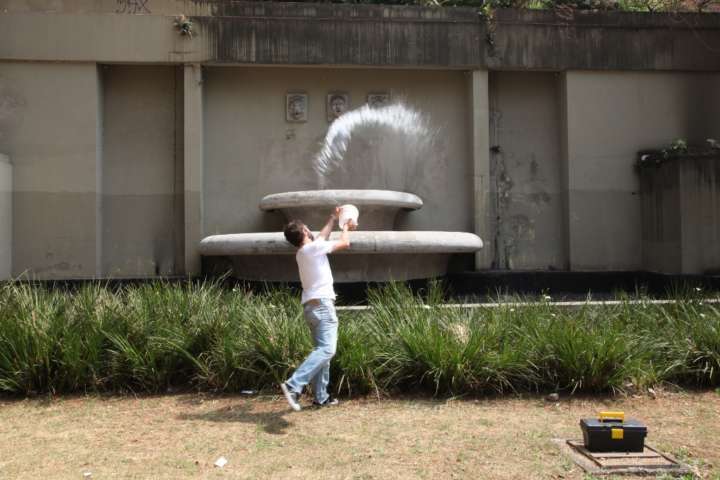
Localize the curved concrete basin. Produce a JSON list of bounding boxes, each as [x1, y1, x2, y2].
[[259, 189, 423, 230], [200, 231, 482, 255], [200, 231, 483, 282]]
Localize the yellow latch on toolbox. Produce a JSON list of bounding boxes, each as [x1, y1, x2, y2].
[[599, 411, 625, 422], [611, 428, 624, 440]]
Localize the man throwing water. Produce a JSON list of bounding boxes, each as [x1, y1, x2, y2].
[[280, 208, 354, 410]]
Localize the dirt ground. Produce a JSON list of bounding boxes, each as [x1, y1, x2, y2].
[[0, 390, 718, 479]]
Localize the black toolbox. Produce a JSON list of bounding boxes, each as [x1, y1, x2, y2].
[[580, 411, 647, 452]]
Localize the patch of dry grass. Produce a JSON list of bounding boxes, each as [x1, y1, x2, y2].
[[1, 390, 718, 479]]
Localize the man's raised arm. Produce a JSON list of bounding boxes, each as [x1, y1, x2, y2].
[[331, 222, 351, 253], [317, 207, 340, 241]]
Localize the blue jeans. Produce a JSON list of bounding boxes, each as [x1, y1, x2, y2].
[[285, 299, 338, 404]]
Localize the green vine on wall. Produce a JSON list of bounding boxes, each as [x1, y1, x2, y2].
[[637, 138, 719, 168], [462, 0, 718, 62], [478, 3, 498, 53]]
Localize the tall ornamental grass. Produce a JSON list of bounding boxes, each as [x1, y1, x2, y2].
[[0, 281, 718, 397], [359, 284, 535, 395]]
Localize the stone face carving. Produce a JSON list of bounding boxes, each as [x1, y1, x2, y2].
[[367, 92, 390, 108], [286, 92, 308, 122], [327, 92, 349, 122]]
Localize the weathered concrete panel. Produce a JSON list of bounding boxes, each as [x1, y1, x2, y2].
[[564, 71, 720, 271], [0, 8, 483, 66], [3, 0, 479, 16], [5, 0, 168, 13], [0, 155, 11, 279], [489, 10, 720, 72], [0, 63, 101, 279], [202, 67, 473, 237], [102, 65, 183, 277], [1, 5, 719, 71], [0, 14, 187, 63], [640, 160, 682, 274], [196, 8, 483, 67], [640, 155, 720, 274], [489, 72, 566, 270], [12, 192, 100, 278], [680, 157, 720, 274]]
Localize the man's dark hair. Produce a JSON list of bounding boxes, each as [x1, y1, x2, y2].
[[284, 220, 305, 247]]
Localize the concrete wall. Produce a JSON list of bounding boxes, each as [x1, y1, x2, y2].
[[202, 67, 473, 236], [2, 6, 719, 71], [0, 63, 101, 279], [641, 156, 720, 275], [101, 65, 184, 277], [2, 64, 718, 278], [564, 71, 720, 271], [0, 155, 11, 279], [489, 72, 566, 270], [680, 157, 720, 274], [640, 160, 683, 274]]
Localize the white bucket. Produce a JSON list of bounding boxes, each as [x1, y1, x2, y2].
[[338, 204, 359, 229]]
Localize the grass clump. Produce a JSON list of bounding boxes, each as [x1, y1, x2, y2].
[[0, 281, 718, 397], [524, 309, 647, 393], [361, 283, 534, 396], [662, 302, 720, 386], [0, 283, 107, 394]]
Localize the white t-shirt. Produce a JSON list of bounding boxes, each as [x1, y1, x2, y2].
[[296, 239, 340, 305]]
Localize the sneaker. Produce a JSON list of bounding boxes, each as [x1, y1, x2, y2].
[[313, 396, 339, 407], [280, 382, 301, 411]]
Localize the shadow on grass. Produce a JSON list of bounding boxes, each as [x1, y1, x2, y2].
[[177, 401, 293, 435]]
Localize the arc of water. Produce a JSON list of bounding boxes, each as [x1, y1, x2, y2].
[[313, 102, 432, 188]]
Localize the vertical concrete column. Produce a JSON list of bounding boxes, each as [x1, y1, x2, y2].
[[470, 70, 493, 269], [559, 73, 572, 272], [95, 65, 104, 278], [184, 64, 204, 276], [0, 155, 11, 280]]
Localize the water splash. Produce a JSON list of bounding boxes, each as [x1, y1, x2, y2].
[[313, 102, 433, 188]]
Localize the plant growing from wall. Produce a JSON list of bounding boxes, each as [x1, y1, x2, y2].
[[174, 15, 194, 38], [475, 0, 532, 53], [664, 138, 689, 158], [637, 137, 720, 168], [478, 2, 498, 52]]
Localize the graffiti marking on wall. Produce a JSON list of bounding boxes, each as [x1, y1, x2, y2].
[[116, 0, 151, 14]]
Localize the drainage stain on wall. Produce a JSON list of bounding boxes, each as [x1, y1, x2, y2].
[[489, 71, 566, 271], [491, 146, 541, 270], [0, 81, 26, 142], [640, 154, 720, 274]]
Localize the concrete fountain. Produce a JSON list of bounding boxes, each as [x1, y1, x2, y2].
[[199, 103, 483, 282], [199, 188, 482, 282]]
